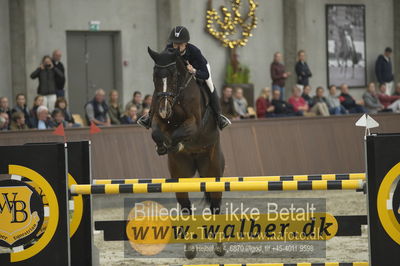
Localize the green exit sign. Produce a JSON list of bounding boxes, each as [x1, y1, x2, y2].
[[89, 21, 100, 31]]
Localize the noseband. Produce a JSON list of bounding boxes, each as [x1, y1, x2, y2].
[[155, 62, 193, 110]]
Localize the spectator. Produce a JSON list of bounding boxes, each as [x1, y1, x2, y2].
[[233, 88, 251, 118], [30, 55, 64, 111], [311, 87, 330, 116], [392, 82, 400, 96], [301, 85, 313, 107], [377, 83, 400, 109], [121, 105, 138, 124], [271, 90, 301, 117], [375, 47, 394, 95], [295, 50, 312, 89], [256, 87, 274, 118], [288, 86, 309, 114], [270, 52, 291, 99], [142, 107, 150, 117], [10, 112, 28, 131], [142, 94, 153, 110], [30, 95, 44, 122], [50, 109, 68, 128], [363, 83, 384, 114], [11, 93, 32, 128], [339, 84, 366, 113], [326, 85, 347, 115], [125, 91, 143, 115], [85, 89, 110, 126], [220, 87, 238, 120], [34, 105, 53, 130], [0, 96, 11, 118], [108, 90, 122, 125], [54, 97, 77, 127], [0, 112, 9, 131], [52, 49, 66, 97]]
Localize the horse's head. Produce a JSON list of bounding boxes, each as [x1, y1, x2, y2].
[[148, 46, 187, 120]]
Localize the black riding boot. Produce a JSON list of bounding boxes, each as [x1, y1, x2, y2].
[[210, 89, 231, 130], [137, 111, 153, 129]]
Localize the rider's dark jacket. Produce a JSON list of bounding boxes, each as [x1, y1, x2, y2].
[[166, 43, 210, 80]]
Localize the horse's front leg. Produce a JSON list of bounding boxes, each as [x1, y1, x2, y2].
[[168, 116, 197, 153], [151, 122, 168, 155]]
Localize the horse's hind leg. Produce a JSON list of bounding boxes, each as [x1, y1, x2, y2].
[[197, 143, 226, 256], [168, 153, 197, 259]]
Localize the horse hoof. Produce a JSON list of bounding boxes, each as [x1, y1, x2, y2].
[[214, 242, 225, 257], [184, 243, 197, 259], [168, 143, 184, 153], [156, 145, 167, 155]]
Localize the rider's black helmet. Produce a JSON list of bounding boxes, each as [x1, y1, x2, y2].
[[168, 26, 190, 44]]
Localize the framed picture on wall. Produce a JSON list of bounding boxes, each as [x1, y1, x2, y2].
[[326, 4, 366, 88]]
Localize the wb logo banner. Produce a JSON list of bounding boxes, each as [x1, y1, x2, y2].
[[0, 180, 44, 248]]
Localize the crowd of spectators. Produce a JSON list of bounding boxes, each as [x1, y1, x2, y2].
[[0, 47, 398, 131]]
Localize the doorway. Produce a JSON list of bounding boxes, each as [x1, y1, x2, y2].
[[66, 31, 121, 116]]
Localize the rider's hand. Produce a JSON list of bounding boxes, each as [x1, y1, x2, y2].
[[187, 64, 196, 74]]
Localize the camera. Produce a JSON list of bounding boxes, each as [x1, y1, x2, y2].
[[45, 64, 52, 68]]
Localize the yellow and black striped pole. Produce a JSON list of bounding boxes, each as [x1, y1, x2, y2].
[[180, 262, 368, 266], [70, 179, 365, 195], [93, 173, 366, 185]]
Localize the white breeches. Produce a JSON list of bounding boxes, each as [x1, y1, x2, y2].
[[205, 63, 215, 93]]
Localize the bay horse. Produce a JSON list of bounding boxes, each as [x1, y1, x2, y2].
[[147, 47, 225, 259]]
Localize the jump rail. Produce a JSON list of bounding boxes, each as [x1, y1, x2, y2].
[[93, 173, 366, 184], [70, 180, 365, 195], [180, 263, 368, 266]]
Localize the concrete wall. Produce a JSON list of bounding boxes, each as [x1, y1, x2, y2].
[[31, 0, 158, 105], [295, 0, 394, 99], [179, 0, 284, 99], [0, 0, 11, 100]]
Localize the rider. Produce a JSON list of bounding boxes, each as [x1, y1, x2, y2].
[[137, 26, 231, 130]]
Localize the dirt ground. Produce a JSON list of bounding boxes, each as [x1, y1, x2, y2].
[[93, 189, 368, 266]]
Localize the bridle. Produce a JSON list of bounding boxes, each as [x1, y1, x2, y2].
[[154, 60, 193, 111]]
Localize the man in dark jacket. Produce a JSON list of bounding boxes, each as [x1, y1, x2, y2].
[[270, 52, 291, 100], [11, 93, 33, 128], [31, 55, 64, 111], [295, 50, 312, 87], [52, 49, 66, 97], [85, 89, 110, 126], [339, 84, 366, 113], [271, 90, 301, 117], [375, 47, 394, 95]]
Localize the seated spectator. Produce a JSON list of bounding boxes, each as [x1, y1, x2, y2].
[[34, 105, 53, 129], [142, 94, 153, 110], [377, 83, 400, 109], [220, 87, 239, 120], [10, 112, 28, 131], [0, 96, 11, 118], [108, 90, 122, 125], [271, 90, 301, 117], [50, 109, 68, 128], [30, 95, 44, 122], [288, 86, 309, 114], [55, 97, 78, 127], [0, 112, 9, 131], [393, 82, 400, 96], [121, 105, 138, 124], [339, 84, 366, 113], [311, 87, 330, 116], [142, 107, 150, 117], [256, 87, 274, 118], [233, 88, 252, 119], [125, 91, 143, 115], [326, 85, 347, 115], [301, 85, 313, 107], [85, 89, 110, 126], [362, 83, 384, 114], [11, 93, 32, 128]]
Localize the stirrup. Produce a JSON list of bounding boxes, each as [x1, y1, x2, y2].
[[137, 115, 151, 129], [218, 114, 231, 130]]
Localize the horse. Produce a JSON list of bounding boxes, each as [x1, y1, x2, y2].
[[147, 47, 225, 259]]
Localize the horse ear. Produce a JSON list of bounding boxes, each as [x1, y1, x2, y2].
[[148, 46, 159, 62]]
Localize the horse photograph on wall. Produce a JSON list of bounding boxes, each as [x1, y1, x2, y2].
[[326, 4, 366, 88]]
